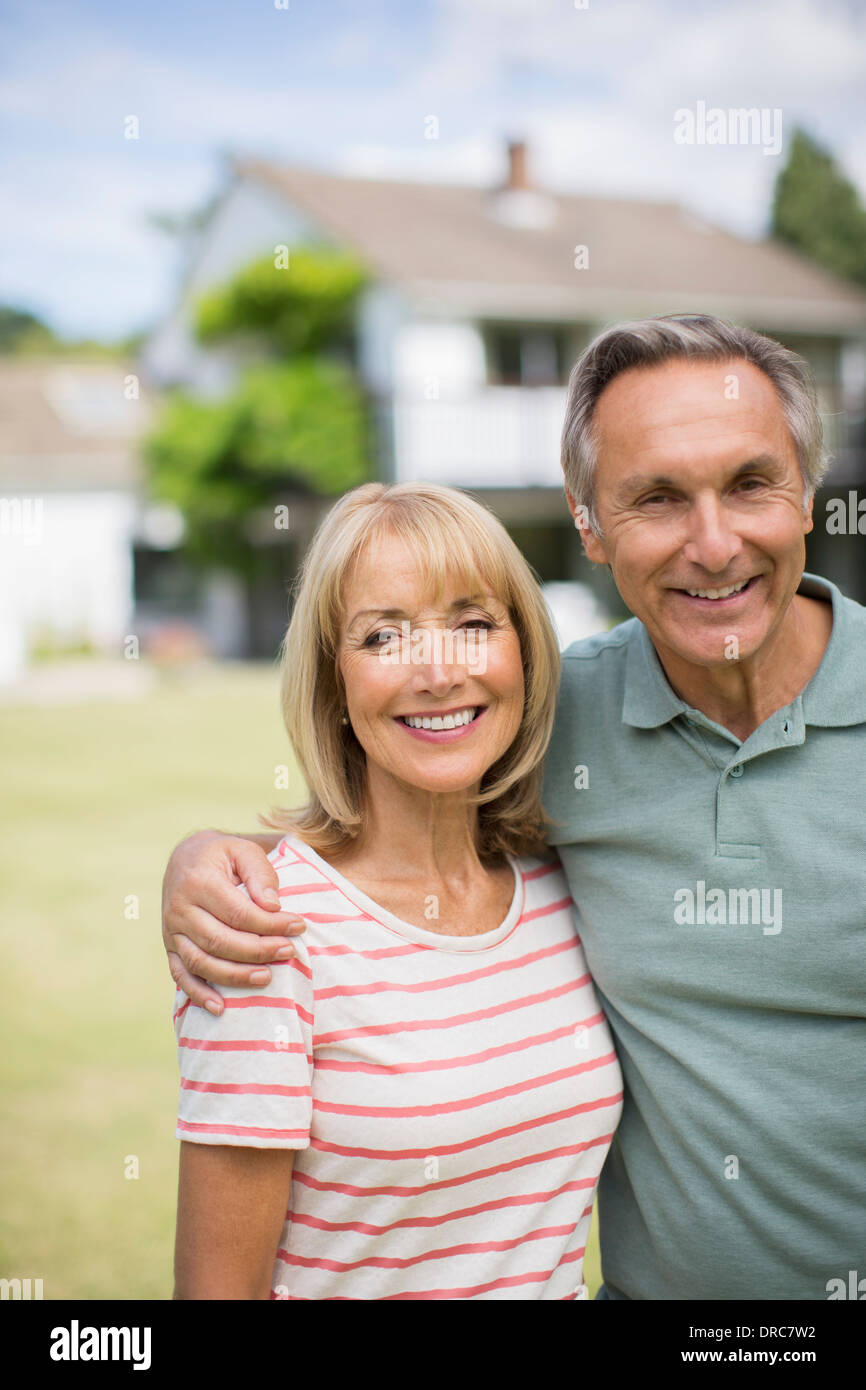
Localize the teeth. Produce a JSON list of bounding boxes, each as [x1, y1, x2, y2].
[[402, 707, 477, 729], [686, 579, 750, 600]]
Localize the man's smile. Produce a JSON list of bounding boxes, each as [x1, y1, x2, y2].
[[671, 574, 762, 609]]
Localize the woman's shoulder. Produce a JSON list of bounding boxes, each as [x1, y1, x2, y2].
[[268, 827, 309, 862], [269, 829, 335, 891], [513, 844, 562, 874], [268, 830, 375, 927], [513, 846, 572, 902]]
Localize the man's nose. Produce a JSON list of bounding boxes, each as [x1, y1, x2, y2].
[[681, 494, 743, 574]]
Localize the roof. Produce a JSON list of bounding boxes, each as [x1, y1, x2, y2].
[[0, 359, 151, 491], [233, 156, 866, 333]]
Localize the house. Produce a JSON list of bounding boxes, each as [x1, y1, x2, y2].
[[142, 140, 866, 616], [0, 360, 146, 682]]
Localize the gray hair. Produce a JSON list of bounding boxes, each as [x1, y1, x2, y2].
[[561, 313, 828, 534]]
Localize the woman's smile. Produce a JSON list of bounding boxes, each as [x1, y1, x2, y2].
[[394, 704, 488, 741]]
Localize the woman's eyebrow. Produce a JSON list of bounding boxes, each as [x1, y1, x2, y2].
[[345, 596, 496, 631]]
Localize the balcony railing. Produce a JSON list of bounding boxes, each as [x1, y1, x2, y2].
[[392, 387, 567, 488], [391, 387, 860, 491]]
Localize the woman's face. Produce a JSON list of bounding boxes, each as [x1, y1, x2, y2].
[[337, 530, 526, 796]]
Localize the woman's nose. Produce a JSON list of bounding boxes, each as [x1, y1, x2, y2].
[[409, 628, 469, 693]]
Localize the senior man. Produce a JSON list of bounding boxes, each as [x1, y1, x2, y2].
[[162, 314, 865, 1301]]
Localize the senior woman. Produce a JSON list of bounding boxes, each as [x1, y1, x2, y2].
[[171, 481, 622, 1300]]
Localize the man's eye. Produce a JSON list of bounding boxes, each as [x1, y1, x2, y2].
[[736, 478, 763, 492], [640, 494, 671, 506]]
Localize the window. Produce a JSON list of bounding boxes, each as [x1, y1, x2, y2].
[[484, 323, 582, 386]]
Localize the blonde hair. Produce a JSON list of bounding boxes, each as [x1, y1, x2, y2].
[[260, 481, 561, 860]]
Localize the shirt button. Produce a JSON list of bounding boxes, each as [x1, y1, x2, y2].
[[729, 764, 744, 778]]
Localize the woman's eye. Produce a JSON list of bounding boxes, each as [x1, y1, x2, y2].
[[460, 618, 494, 630], [364, 628, 400, 648]]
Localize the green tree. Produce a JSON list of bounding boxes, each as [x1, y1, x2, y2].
[[195, 246, 365, 356], [772, 128, 866, 288], [0, 306, 57, 353], [146, 358, 369, 568], [144, 247, 372, 572], [0, 303, 140, 358]]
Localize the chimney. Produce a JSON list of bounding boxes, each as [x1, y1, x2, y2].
[[506, 139, 530, 191], [489, 137, 555, 229]]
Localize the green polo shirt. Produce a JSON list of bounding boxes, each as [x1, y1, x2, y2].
[[542, 573, 866, 1300]]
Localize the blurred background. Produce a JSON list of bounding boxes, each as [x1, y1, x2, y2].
[[2, 0, 865, 1300]]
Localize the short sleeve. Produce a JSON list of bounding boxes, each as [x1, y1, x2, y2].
[[173, 920, 314, 1150], [542, 657, 582, 845]]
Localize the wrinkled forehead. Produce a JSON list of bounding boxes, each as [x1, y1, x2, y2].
[[593, 358, 799, 490], [341, 521, 507, 617]]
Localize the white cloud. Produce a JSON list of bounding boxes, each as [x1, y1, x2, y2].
[[1, 0, 863, 336]]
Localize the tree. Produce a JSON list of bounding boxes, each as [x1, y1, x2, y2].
[[144, 246, 372, 573], [772, 128, 866, 288], [195, 246, 365, 356], [146, 357, 369, 569], [0, 303, 140, 357], [0, 306, 55, 353]]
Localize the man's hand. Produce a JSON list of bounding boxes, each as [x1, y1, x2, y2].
[[162, 829, 307, 1016]]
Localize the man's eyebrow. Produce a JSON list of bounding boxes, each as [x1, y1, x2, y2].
[[616, 456, 782, 498], [345, 595, 494, 631]]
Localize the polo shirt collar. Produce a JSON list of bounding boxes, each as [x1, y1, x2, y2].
[[622, 571, 866, 730], [622, 620, 685, 728]]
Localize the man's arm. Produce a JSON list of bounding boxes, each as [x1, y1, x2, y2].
[[162, 829, 307, 1015], [174, 1142, 294, 1299]]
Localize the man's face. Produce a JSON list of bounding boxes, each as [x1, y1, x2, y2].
[[572, 358, 815, 671]]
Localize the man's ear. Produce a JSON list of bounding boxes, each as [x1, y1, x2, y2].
[[565, 488, 608, 565], [803, 489, 815, 536]]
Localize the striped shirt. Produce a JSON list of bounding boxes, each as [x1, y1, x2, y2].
[[174, 831, 623, 1300]]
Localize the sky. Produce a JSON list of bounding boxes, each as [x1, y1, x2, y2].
[[2, 0, 865, 341]]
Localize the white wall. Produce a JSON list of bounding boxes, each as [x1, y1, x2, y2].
[[355, 284, 409, 395], [0, 492, 135, 683], [391, 319, 487, 399]]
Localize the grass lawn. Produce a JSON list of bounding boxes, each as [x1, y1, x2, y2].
[[0, 659, 602, 1300]]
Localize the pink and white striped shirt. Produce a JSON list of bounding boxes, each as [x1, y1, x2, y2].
[[174, 831, 623, 1300]]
